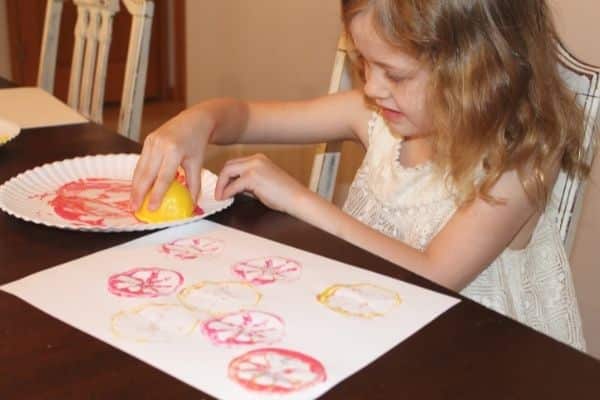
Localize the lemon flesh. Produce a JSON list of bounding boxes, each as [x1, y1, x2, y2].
[[135, 180, 195, 223]]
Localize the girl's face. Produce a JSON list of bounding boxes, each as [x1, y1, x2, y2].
[[350, 10, 432, 138]]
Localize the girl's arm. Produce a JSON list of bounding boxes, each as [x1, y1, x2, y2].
[[217, 157, 536, 291], [131, 90, 371, 210], [293, 169, 536, 291], [210, 90, 371, 145]]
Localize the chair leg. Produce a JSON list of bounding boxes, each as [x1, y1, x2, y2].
[[310, 142, 343, 201]]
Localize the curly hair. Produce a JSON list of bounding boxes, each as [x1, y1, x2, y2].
[[342, 0, 591, 207]]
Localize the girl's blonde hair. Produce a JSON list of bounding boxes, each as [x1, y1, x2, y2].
[[342, 0, 591, 207]]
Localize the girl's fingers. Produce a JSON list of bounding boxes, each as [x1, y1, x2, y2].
[[182, 158, 202, 204], [215, 160, 252, 200], [220, 173, 252, 200], [131, 141, 162, 210], [148, 155, 182, 210]]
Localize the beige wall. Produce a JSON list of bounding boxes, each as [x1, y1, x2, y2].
[[185, 0, 341, 103], [0, 0, 11, 80], [184, 0, 342, 182], [553, 0, 600, 65], [552, 0, 600, 358]]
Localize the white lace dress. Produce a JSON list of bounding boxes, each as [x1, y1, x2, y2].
[[343, 113, 586, 351]]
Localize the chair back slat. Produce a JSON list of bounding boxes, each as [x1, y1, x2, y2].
[[67, 4, 88, 109], [78, 6, 101, 118], [118, 0, 154, 141], [37, 0, 65, 93], [90, 8, 117, 122]]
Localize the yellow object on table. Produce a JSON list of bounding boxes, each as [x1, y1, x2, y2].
[[134, 180, 195, 223], [0, 134, 11, 144]]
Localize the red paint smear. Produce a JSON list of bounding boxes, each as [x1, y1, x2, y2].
[[47, 178, 133, 227], [175, 169, 187, 185], [43, 177, 203, 226], [175, 170, 205, 217]]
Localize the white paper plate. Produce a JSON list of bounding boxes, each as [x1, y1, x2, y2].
[[0, 117, 21, 147], [0, 154, 233, 232]]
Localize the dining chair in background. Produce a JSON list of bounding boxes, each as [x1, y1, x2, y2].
[[308, 32, 351, 201], [37, 0, 154, 142], [309, 32, 600, 256], [554, 43, 600, 254]]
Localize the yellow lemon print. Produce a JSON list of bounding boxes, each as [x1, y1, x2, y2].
[[135, 180, 195, 223], [317, 283, 401, 319]]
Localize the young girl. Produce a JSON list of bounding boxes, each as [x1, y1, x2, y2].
[[131, 0, 590, 351]]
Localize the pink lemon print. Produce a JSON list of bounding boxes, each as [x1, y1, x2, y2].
[[160, 237, 224, 260], [228, 348, 326, 394], [232, 256, 302, 285], [108, 267, 184, 297], [47, 178, 135, 227], [202, 310, 285, 346]]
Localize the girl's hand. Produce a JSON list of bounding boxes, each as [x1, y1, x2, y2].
[[130, 109, 212, 211], [214, 154, 309, 214]]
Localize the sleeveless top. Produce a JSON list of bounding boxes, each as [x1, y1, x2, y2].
[[343, 113, 586, 351]]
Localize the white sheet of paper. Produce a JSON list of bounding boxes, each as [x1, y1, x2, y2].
[[0, 87, 88, 128], [2, 220, 460, 399]]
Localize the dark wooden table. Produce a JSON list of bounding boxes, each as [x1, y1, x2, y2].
[[1, 79, 599, 399]]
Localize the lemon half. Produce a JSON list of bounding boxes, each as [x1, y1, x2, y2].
[[135, 180, 195, 223]]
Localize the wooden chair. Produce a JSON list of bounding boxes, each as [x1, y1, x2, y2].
[[554, 43, 600, 254], [37, 0, 154, 141], [309, 33, 600, 255]]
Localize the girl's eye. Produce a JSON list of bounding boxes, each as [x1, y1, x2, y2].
[[385, 73, 405, 83]]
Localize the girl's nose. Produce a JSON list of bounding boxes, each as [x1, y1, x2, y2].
[[363, 67, 390, 100]]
